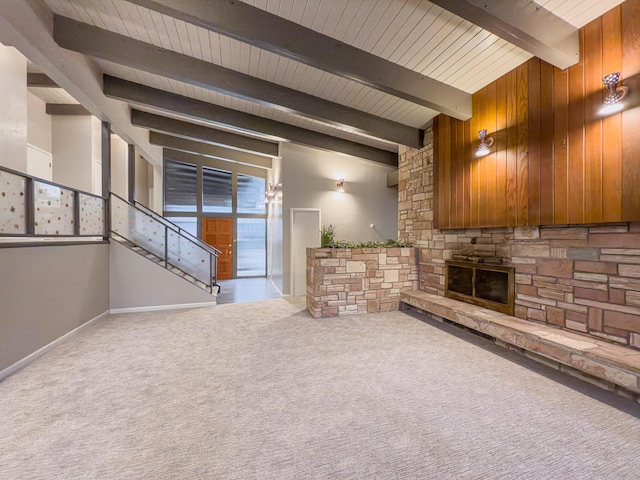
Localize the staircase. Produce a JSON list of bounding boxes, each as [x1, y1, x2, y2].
[[110, 193, 220, 294]]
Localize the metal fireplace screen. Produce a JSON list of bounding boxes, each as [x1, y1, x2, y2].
[[445, 261, 515, 315]]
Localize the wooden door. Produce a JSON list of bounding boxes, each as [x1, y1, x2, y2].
[[202, 218, 233, 280]]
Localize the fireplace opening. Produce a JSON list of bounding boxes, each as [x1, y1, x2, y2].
[[445, 260, 515, 315]]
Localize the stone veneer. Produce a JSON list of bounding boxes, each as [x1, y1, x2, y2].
[[306, 247, 419, 318], [399, 127, 640, 350]]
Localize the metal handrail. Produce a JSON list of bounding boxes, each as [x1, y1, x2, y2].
[[134, 200, 222, 256], [0, 164, 105, 200], [0, 165, 107, 239], [110, 193, 218, 293]]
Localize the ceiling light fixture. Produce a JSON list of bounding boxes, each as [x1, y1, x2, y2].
[[599, 72, 628, 116], [476, 129, 494, 157]]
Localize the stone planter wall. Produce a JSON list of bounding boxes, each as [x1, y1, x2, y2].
[[306, 247, 419, 318]]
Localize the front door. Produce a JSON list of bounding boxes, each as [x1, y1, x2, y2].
[[202, 217, 233, 280]]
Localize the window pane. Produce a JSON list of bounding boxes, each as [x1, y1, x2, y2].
[[237, 174, 266, 214], [237, 218, 266, 277], [164, 160, 197, 212], [203, 167, 232, 213], [165, 217, 197, 237]]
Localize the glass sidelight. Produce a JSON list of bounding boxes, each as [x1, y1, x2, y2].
[[237, 218, 266, 277]]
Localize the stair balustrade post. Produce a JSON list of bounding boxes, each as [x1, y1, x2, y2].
[[209, 252, 213, 293], [73, 191, 81, 236], [26, 178, 35, 235], [164, 224, 168, 268]]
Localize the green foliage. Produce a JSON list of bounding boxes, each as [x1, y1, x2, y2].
[[320, 225, 412, 248], [329, 239, 413, 248], [320, 224, 336, 248]]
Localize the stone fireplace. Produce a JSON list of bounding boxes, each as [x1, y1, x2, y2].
[[445, 260, 515, 315], [398, 126, 640, 351]]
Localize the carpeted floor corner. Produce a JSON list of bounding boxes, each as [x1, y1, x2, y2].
[[1, 298, 639, 479]]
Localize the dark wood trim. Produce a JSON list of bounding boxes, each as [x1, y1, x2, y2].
[[104, 76, 398, 166], [128, 144, 136, 203], [102, 122, 111, 237], [27, 72, 58, 88], [45, 104, 91, 115]]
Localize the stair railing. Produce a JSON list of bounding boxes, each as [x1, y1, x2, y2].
[[110, 193, 218, 293], [0, 165, 106, 241], [133, 200, 221, 257]]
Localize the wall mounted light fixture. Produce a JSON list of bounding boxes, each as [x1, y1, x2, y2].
[[599, 72, 629, 116], [476, 129, 494, 157], [336, 178, 345, 192], [264, 183, 278, 203]]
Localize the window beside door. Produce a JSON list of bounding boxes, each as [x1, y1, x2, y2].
[[237, 218, 266, 277], [163, 158, 268, 278], [203, 166, 232, 213], [164, 160, 197, 212]]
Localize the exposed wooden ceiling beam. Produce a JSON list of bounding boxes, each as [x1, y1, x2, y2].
[[125, 0, 472, 120], [53, 14, 422, 148], [27, 72, 59, 88], [46, 103, 90, 115], [131, 110, 279, 157], [104, 76, 398, 166], [429, 0, 579, 70], [149, 131, 273, 169]]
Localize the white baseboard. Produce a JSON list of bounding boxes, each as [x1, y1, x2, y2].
[[267, 278, 287, 297], [1, 301, 216, 382], [110, 301, 216, 314], [0, 310, 110, 382]]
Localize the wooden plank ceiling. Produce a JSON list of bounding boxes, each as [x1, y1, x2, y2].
[[38, 0, 624, 166]]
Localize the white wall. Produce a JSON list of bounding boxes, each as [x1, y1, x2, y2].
[[52, 115, 101, 193], [268, 155, 283, 292], [135, 152, 151, 207], [280, 142, 398, 294], [110, 134, 129, 199], [0, 43, 27, 172], [90, 116, 102, 195], [27, 91, 51, 152], [0, 244, 110, 375], [110, 241, 216, 310], [152, 162, 163, 213], [26, 92, 53, 180]]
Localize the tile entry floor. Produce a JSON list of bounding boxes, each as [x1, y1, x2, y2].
[[215, 277, 283, 304]]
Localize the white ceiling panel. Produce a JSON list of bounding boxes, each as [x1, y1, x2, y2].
[[41, 0, 627, 159], [537, 0, 625, 26], [46, 0, 440, 129], [239, 0, 534, 94]]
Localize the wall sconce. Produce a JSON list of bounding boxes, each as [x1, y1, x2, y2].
[[336, 178, 345, 192], [264, 183, 278, 203], [599, 72, 629, 116], [476, 129, 494, 157]]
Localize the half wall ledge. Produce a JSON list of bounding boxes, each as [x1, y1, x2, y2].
[[400, 290, 640, 398], [306, 247, 419, 318]]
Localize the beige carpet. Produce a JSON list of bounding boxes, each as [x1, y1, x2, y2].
[[1, 298, 639, 479]]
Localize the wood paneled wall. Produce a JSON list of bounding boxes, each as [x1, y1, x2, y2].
[[434, 0, 640, 230]]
